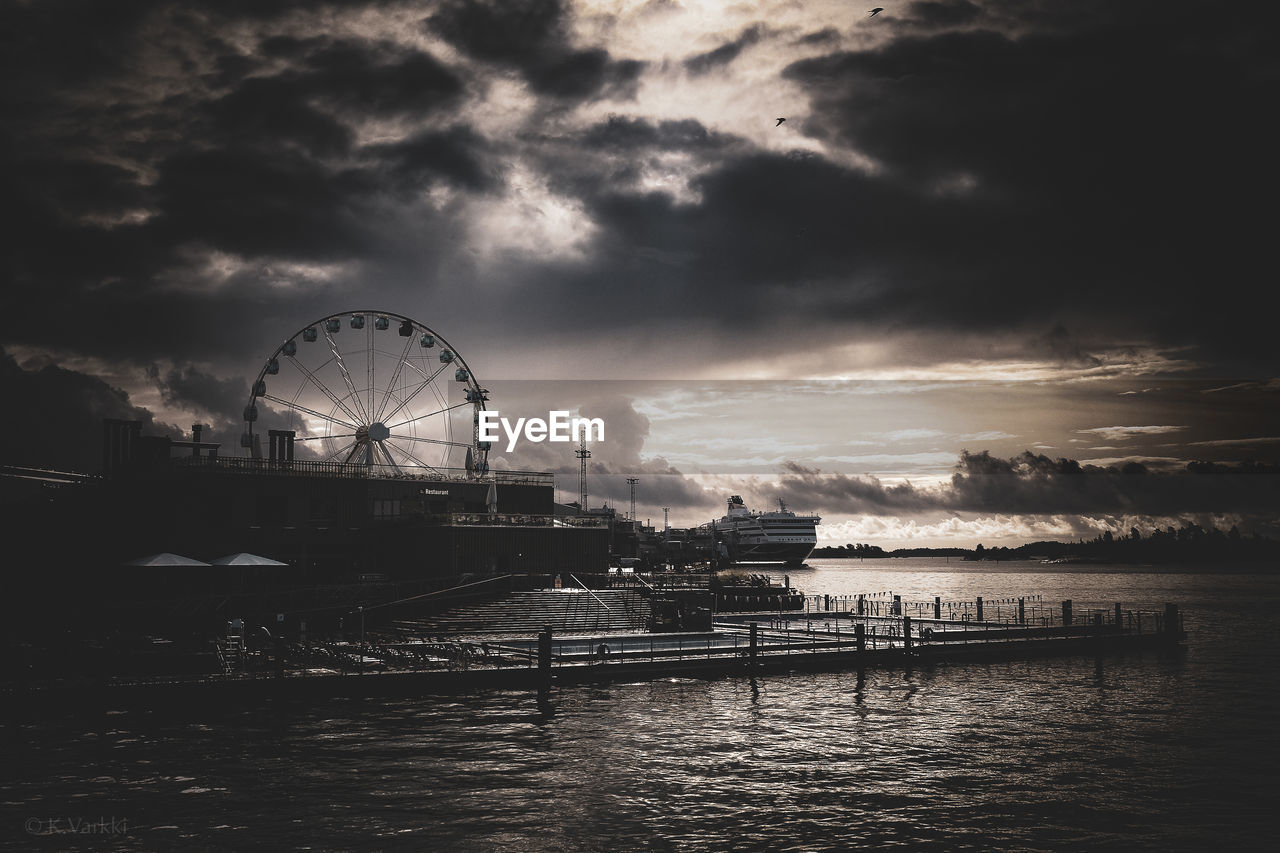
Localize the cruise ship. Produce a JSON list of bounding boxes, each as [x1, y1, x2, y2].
[[707, 495, 821, 566]]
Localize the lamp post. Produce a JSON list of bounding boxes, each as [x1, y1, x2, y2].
[[358, 605, 365, 674]]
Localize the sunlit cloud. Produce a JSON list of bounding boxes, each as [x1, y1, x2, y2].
[[1189, 436, 1280, 447], [1077, 425, 1188, 442]]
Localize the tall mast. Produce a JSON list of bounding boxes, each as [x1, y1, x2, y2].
[[575, 439, 591, 510]]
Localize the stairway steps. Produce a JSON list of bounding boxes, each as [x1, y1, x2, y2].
[[387, 589, 648, 636]]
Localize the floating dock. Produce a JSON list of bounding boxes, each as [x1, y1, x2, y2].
[[2, 597, 1186, 708]]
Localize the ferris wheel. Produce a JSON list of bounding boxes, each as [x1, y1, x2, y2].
[[241, 311, 489, 476]]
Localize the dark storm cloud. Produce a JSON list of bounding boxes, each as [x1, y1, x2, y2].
[[449, 1, 1278, 376], [6, 158, 150, 225], [368, 127, 496, 193], [0, 348, 183, 473], [684, 25, 767, 76], [774, 451, 1280, 527], [145, 362, 250, 457], [577, 115, 739, 154], [2, 0, 1278, 492], [903, 0, 981, 28], [0, 1, 154, 98], [1038, 324, 1101, 367], [427, 0, 644, 100], [147, 362, 247, 421], [1, 7, 493, 370], [184, 35, 466, 157], [775, 462, 938, 514], [527, 145, 979, 335], [296, 40, 464, 117], [0, 1, 387, 102], [796, 28, 841, 47], [6, 0, 1277, 380], [162, 37, 470, 246], [204, 75, 355, 158], [783, 0, 1280, 368], [153, 149, 376, 260]]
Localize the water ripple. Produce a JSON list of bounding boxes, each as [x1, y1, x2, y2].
[[4, 565, 1278, 851]]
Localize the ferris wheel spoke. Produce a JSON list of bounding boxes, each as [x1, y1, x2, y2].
[[260, 393, 358, 432], [374, 334, 418, 423], [382, 438, 443, 474], [323, 329, 371, 426], [385, 399, 469, 432], [375, 440, 404, 474], [400, 356, 447, 384], [324, 439, 358, 463], [294, 432, 357, 441], [388, 433, 473, 449], [380, 363, 450, 426], [285, 355, 365, 427], [344, 440, 369, 465]]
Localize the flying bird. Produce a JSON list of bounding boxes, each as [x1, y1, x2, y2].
[[776, 117, 786, 126], [868, 7, 884, 16]]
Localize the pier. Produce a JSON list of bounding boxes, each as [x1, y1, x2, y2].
[[3, 593, 1186, 707]]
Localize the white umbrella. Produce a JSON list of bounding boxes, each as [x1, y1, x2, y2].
[[124, 552, 211, 567], [210, 552, 289, 566]]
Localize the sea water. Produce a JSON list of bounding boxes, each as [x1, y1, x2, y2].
[[4, 559, 1278, 851]]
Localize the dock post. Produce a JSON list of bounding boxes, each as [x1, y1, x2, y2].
[[538, 624, 553, 686], [1018, 597, 1025, 625], [1062, 599, 1073, 626], [1115, 602, 1122, 629], [358, 605, 365, 675], [825, 594, 831, 612], [892, 595, 901, 616], [855, 622, 865, 654], [934, 596, 941, 620], [976, 597, 983, 622], [1163, 604, 1181, 642], [749, 622, 758, 663], [903, 616, 912, 653], [857, 595, 865, 616]]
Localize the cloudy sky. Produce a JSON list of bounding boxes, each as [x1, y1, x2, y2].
[[3, 0, 1278, 546]]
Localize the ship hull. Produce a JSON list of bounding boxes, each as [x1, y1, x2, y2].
[[727, 540, 816, 566]]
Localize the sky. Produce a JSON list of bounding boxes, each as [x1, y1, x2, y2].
[[3, 0, 1278, 547]]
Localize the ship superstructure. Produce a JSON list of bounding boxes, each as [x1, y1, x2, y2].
[[705, 495, 820, 566]]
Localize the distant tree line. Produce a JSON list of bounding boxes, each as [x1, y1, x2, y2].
[[814, 523, 1280, 565], [811, 543, 891, 558]]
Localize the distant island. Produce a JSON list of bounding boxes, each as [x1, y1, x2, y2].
[[813, 523, 1280, 565]]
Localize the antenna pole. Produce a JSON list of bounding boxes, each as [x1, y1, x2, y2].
[[575, 439, 591, 510], [626, 477, 638, 521]]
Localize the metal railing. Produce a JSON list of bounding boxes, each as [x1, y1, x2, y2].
[[171, 454, 554, 486], [794, 592, 1169, 630], [450, 512, 607, 527], [94, 599, 1182, 686]]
